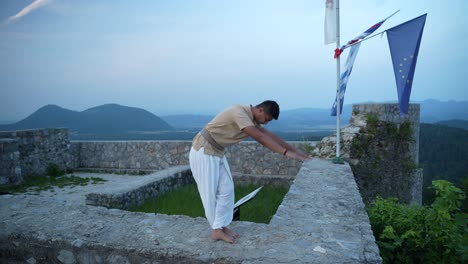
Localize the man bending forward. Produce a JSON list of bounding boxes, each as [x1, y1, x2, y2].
[[189, 100, 309, 244]]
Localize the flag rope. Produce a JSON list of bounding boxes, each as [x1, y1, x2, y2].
[[334, 10, 400, 59]]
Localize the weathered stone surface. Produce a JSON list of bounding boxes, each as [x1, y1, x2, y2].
[[0, 138, 21, 185], [0, 160, 381, 263], [73, 140, 308, 177], [315, 103, 422, 205], [85, 166, 193, 209], [0, 128, 75, 185], [0, 129, 307, 186], [57, 249, 76, 264], [0, 103, 425, 263]]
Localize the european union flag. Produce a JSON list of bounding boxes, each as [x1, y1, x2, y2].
[[387, 14, 427, 115]]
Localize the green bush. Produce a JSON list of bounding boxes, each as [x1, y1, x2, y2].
[[368, 180, 467, 263], [46, 163, 64, 177]]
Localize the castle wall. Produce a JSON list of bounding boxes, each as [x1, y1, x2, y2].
[[316, 103, 422, 205], [0, 128, 307, 185], [0, 128, 75, 185], [350, 104, 422, 205], [71, 140, 306, 176], [0, 160, 382, 264], [0, 138, 21, 185], [0, 104, 423, 207]]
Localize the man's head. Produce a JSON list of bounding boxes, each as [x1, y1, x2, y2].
[[254, 100, 279, 124]]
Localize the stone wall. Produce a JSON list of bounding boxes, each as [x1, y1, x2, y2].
[[72, 140, 306, 176], [0, 138, 21, 185], [1, 103, 423, 207], [316, 103, 422, 205], [0, 128, 75, 185], [0, 160, 382, 263], [227, 142, 305, 176], [86, 166, 194, 209], [85, 166, 295, 211], [0, 128, 307, 185], [72, 141, 192, 173]]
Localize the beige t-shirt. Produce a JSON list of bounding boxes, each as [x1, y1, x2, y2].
[[192, 104, 260, 157]]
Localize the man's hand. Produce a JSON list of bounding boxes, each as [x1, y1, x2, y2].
[[285, 150, 311, 161]]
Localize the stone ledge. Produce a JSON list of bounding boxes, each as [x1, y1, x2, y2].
[[85, 165, 193, 209], [84, 167, 293, 210], [0, 159, 382, 263]]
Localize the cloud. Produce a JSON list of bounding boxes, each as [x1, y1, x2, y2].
[[7, 0, 51, 23]]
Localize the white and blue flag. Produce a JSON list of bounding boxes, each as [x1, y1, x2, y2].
[[331, 42, 361, 116]]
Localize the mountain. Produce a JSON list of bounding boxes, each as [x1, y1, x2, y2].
[[419, 99, 468, 123], [435, 119, 468, 131], [0, 119, 21, 125], [161, 100, 468, 131], [0, 104, 173, 137], [2, 105, 81, 130], [77, 104, 172, 133], [274, 100, 468, 128], [161, 104, 352, 131], [265, 105, 352, 132], [2, 99, 466, 137], [160, 114, 214, 130]]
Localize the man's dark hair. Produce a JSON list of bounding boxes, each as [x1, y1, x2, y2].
[[256, 100, 280, 120]]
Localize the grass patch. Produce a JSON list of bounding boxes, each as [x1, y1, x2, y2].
[[128, 183, 289, 224], [0, 174, 107, 194]]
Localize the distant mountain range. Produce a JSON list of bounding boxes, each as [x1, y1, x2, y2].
[[160, 106, 353, 131], [161, 99, 468, 131], [0, 104, 173, 137], [419, 99, 468, 123], [434, 119, 468, 131], [0, 100, 466, 139], [160, 114, 214, 130]]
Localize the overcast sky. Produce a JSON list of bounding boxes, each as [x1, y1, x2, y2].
[[1, 0, 467, 121]]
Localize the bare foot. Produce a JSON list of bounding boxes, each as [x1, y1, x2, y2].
[[211, 229, 235, 244], [223, 227, 240, 238]]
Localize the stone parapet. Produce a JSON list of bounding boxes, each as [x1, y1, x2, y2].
[[351, 103, 420, 164], [0, 138, 21, 185], [0, 159, 382, 263], [0, 127, 309, 185], [84, 166, 294, 211], [72, 141, 191, 171], [0, 128, 75, 185], [316, 103, 421, 205], [227, 142, 305, 176], [85, 166, 193, 209], [72, 140, 309, 176]]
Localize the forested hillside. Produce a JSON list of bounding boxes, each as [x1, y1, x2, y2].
[[435, 119, 468, 130], [419, 123, 468, 205]]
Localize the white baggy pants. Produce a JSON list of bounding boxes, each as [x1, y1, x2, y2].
[[189, 147, 234, 229]]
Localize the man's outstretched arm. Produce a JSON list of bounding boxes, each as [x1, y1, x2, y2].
[[242, 126, 309, 161], [258, 126, 310, 160]]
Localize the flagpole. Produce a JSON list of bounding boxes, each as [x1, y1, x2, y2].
[[333, 0, 344, 164]]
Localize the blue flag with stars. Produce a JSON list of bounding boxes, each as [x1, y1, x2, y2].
[[387, 14, 427, 115]]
